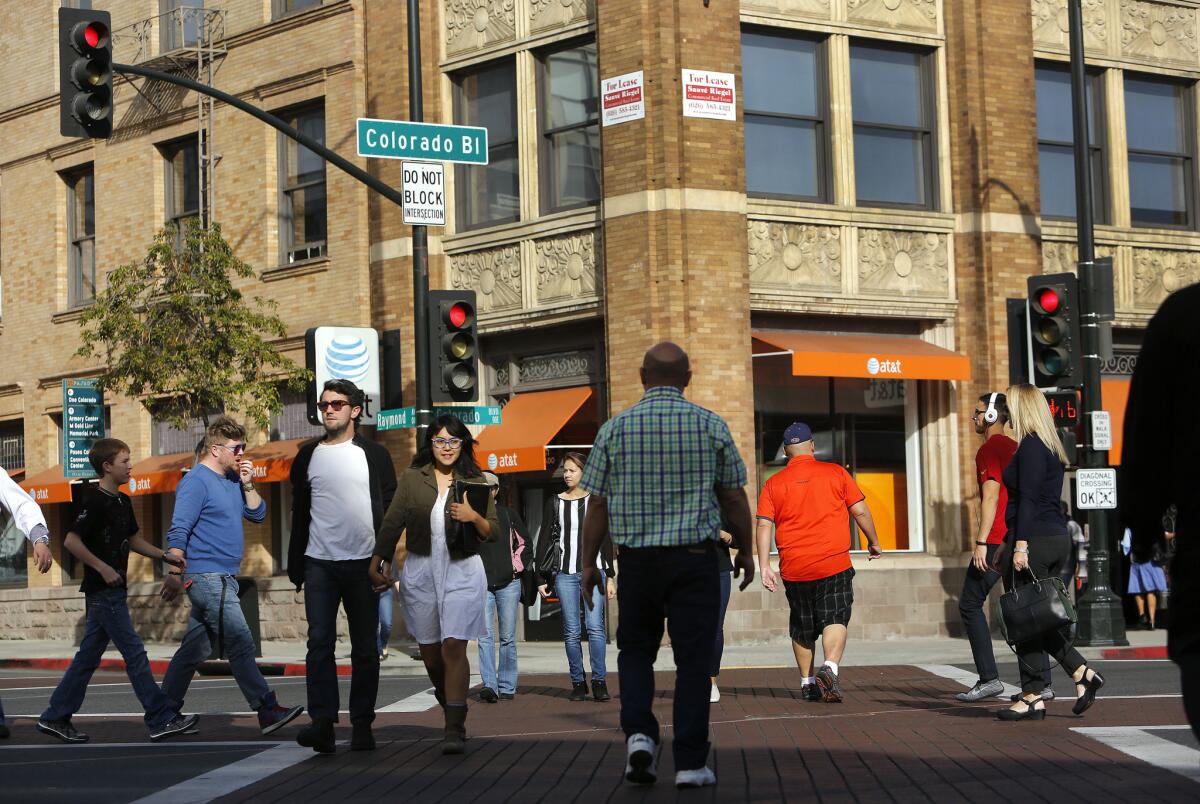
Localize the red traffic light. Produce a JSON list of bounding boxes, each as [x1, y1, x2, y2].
[[71, 20, 109, 52], [1036, 287, 1061, 314], [448, 303, 469, 328]]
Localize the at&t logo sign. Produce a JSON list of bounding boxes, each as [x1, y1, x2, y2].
[[867, 356, 902, 376]]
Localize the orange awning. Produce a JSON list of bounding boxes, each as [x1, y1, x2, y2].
[[127, 451, 193, 496], [6, 466, 24, 480], [245, 438, 310, 483], [753, 331, 971, 381], [475, 387, 594, 474], [19, 465, 73, 505], [1102, 378, 1130, 466]]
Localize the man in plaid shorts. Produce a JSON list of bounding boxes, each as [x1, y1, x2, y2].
[[756, 422, 882, 702]]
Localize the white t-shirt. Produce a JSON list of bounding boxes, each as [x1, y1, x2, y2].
[[306, 439, 375, 560]]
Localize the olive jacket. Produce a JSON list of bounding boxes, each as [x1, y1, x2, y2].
[[374, 463, 499, 562]]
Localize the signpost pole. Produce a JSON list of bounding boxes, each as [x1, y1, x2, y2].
[[409, 0, 432, 438]]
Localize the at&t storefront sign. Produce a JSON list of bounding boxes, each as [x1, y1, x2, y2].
[[305, 326, 382, 426]]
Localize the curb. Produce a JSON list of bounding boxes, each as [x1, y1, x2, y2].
[[1099, 645, 1168, 660], [0, 657, 348, 677]]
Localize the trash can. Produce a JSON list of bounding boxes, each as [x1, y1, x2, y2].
[[206, 575, 263, 660]]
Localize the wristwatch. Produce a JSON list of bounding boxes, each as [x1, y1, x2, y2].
[[242, 482, 255, 492], [975, 541, 988, 546]]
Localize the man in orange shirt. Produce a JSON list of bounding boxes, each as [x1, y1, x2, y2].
[[757, 422, 882, 702]]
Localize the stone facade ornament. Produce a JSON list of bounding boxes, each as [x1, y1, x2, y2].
[[1132, 248, 1200, 309], [857, 229, 948, 297], [444, 0, 516, 58], [519, 351, 593, 384], [530, 0, 594, 32], [740, 0, 831, 19], [747, 221, 841, 291], [535, 231, 599, 304], [450, 244, 522, 313], [1121, 0, 1198, 64], [1031, 0, 1107, 51], [848, 0, 938, 32]]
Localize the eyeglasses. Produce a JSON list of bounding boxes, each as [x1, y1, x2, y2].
[[317, 400, 351, 412], [431, 437, 463, 449], [215, 442, 246, 455]]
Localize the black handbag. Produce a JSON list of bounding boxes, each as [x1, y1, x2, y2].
[[999, 567, 1077, 645]]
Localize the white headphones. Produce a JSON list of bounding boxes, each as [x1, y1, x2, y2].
[[983, 392, 1000, 424]]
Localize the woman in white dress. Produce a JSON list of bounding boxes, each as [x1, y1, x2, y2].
[[370, 415, 498, 754]]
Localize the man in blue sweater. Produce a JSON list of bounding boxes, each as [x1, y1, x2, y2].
[[160, 416, 303, 735]]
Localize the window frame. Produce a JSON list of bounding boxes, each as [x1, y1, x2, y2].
[[1124, 72, 1196, 230], [272, 0, 321, 19], [160, 0, 205, 52], [454, 58, 520, 232], [64, 165, 96, 309], [849, 39, 939, 212], [741, 26, 831, 204], [161, 137, 200, 246], [1035, 62, 1109, 224], [276, 102, 329, 265], [536, 38, 601, 215]]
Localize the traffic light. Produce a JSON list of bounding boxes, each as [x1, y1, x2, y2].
[[427, 290, 478, 403], [1026, 272, 1082, 389], [58, 8, 113, 139]]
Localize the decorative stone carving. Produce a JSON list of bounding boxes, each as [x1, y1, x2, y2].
[[535, 231, 599, 304], [857, 229, 948, 297], [747, 221, 841, 291], [519, 351, 594, 385], [1121, 0, 1198, 64], [1041, 242, 1115, 276], [1132, 248, 1200, 309], [740, 0, 831, 20], [1031, 0, 1107, 51], [530, 0, 593, 32], [848, 0, 938, 32], [449, 245, 521, 313], [444, 0, 515, 58]]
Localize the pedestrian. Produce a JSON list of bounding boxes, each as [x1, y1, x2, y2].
[[287, 379, 397, 754], [756, 422, 883, 704], [955, 393, 1018, 703], [160, 416, 304, 735], [476, 471, 533, 702], [1122, 527, 1167, 631], [997, 384, 1104, 721], [709, 528, 735, 703], [0, 463, 56, 739], [537, 451, 615, 702], [578, 342, 755, 790], [370, 414, 498, 755], [36, 439, 198, 744]]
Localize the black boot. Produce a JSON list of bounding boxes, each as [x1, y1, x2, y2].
[[442, 703, 467, 755], [569, 681, 589, 701], [592, 679, 611, 702], [296, 717, 336, 754], [351, 720, 375, 751]]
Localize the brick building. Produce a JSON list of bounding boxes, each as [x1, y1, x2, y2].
[[0, 0, 1187, 646]]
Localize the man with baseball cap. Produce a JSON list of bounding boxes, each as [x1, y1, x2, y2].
[[756, 422, 882, 703]]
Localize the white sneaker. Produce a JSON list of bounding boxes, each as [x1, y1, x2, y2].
[[710, 683, 721, 703], [625, 733, 658, 785], [675, 767, 717, 789]]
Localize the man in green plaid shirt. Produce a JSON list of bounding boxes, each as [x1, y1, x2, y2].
[[580, 342, 754, 791]]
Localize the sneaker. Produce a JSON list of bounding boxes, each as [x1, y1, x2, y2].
[[625, 733, 658, 785], [258, 692, 304, 736], [36, 719, 89, 743], [0, 721, 10, 739], [569, 681, 589, 701], [710, 683, 721, 704], [351, 721, 375, 751], [1011, 686, 1054, 702], [296, 718, 335, 754], [801, 683, 821, 702], [381, 648, 389, 659], [592, 680, 611, 702], [479, 687, 498, 703], [675, 767, 717, 789], [815, 664, 843, 703], [498, 693, 515, 701], [149, 714, 199, 742], [955, 678, 1005, 702]]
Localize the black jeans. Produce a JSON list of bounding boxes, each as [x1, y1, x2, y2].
[[304, 557, 380, 723], [1014, 533, 1086, 694], [959, 542, 1003, 683], [617, 542, 720, 772]]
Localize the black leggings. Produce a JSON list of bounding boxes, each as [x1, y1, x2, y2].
[[1015, 533, 1087, 694]]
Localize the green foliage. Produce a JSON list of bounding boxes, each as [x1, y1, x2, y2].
[[76, 220, 311, 432]]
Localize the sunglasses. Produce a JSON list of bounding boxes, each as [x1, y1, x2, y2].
[[317, 399, 352, 412], [215, 442, 246, 455]]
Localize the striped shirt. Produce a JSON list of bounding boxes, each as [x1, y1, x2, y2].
[[555, 495, 599, 574], [579, 385, 747, 548]]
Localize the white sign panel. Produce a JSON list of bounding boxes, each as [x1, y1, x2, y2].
[[1091, 410, 1112, 451], [310, 326, 381, 426], [681, 69, 736, 121], [602, 70, 645, 126], [402, 161, 445, 226], [1076, 468, 1117, 510]]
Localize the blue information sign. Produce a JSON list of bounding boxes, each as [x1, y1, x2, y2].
[[356, 118, 488, 165], [62, 379, 104, 479]]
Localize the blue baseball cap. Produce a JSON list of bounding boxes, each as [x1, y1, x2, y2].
[[783, 422, 813, 445]]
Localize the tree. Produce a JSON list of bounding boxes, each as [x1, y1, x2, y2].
[[76, 220, 310, 432]]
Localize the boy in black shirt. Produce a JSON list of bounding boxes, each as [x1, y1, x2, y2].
[[37, 438, 199, 743]]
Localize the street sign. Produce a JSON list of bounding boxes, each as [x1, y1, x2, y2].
[[305, 326, 381, 426], [1091, 410, 1112, 451], [62, 379, 104, 479], [357, 118, 488, 165], [402, 161, 445, 225], [1076, 468, 1117, 510], [376, 408, 415, 431], [375, 406, 502, 431]]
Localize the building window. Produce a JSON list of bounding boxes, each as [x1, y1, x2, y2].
[[62, 1, 93, 9], [0, 421, 23, 473], [850, 42, 936, 209], [163, 138, 200, 244], [273, 0, 321, 19], [269, 388, 323, 442], [65, 166, 96, 308], [278, 105, 328, 264], [1125, 74, 1193, 228], [1036, 63, 1107, 221], [161, 1, 205, 51], [538, 42, 600, 213], [455, 60, 519, 230], [151, 407, 220, 456], [742, 30, 827, 201]]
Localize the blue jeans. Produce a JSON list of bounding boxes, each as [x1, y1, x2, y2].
[[555, 571, 606, 683], [42, 587, 176, 729], [162, 573, 271, 711], [378, 588, 394, 655], [477, 578, 521, 694]]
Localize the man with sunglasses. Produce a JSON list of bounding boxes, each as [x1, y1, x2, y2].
[[288, 379, 397, 754], [160, 416, 304, 735]]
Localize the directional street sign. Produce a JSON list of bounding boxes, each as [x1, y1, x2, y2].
[[62, 379, 104, 479], [375, 406, 502, 431], [376, 408, 416, 431], [1076, 467, 1117, 510], [357, 118, 488, 165]]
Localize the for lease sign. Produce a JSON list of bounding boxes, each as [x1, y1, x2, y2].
[[602, 70, 645, 126], [681, 69, 736, 121]]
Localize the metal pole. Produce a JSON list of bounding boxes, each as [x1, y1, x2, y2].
[[409, 0, 432, 437], [1066, 0, 1126, 646]]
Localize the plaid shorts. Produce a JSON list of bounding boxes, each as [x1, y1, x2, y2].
[[783, 568, 855, 644]]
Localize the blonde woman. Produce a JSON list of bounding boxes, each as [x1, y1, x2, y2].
[[997, 384, 1105, 721]]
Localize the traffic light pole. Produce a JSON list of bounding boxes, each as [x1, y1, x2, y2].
[[409, 0, 432, 438], [1067, 0, 1126, 646]]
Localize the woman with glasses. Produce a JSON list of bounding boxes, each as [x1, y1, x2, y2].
[[370, 415, 497, 755]]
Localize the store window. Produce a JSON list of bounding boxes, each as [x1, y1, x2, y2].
[[538, 41, 600, 213], [455, 59, 519, 230], [1125, 74, 1193, 228], [753, 365, 923, 552], [1035, 63, 1107, 221], [742, 29, 828, 201]]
